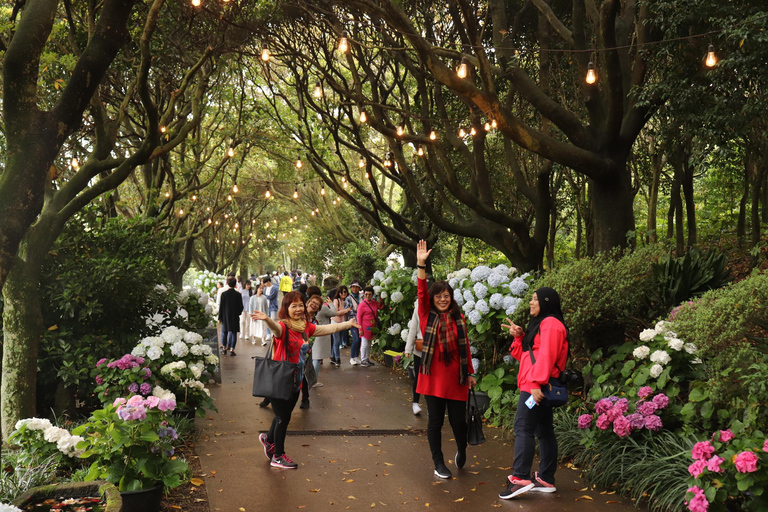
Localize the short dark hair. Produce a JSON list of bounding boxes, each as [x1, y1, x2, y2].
[[298, 283, 308, 294], [428, 280, 460, 315], [227, 276, 237, 288], [227, 272, 235, 278], [306, 285, 321, 297], [262, 277, 271, 284], [363, 286, 374, 294]]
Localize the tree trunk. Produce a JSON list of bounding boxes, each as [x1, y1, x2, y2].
[[647, 154, 662, 243], [2, 256, 44, 440], [589, 169, 636, 253], [547, 197, 557, 269], [454, 237, 463, 269], [737, 155, 751, 244], [751, 163, 766, 250], [682, 161, 697, 248], [575, 206, 582, 259]]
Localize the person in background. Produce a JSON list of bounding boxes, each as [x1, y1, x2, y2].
[[305, 286, 336, 396], [498, 287, 568, 499], [298, 283, 308, 301], [251, 292, 360, 469], [279, 271, 293, 306], [219, 276, 244, 356], [415, 240, 475, 480], [250, 284, 269, 344], [262, 276, 279, 345], [236, 276, 243, 291], [346, 281, 362, 365], [239, 280, 252, 342], [216, 280, 226, 304], [271, 271, 280, 287], [330, 286, 352, 367], [404, 298, 424, 415], [356, 286, 382, 367]]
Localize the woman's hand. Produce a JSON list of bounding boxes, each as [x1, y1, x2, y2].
[[468, 375, 477, 389], [532, 388, 545, 404], [251, 310, 268, 321], [416, 239, 432, 266], [501, 317, 524, 337], [350, 319, 362, 330]]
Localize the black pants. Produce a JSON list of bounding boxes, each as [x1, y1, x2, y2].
[[301, 376, 310, 402], [424, 394, 468, 465], [412, 355, 422, 403], [267, 390, 300, 456], [513, 391, 557, 484]]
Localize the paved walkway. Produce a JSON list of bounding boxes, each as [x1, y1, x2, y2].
[[197, 340, 639, 511]]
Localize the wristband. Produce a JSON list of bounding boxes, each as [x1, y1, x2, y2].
[[416, 264, 426, 269]]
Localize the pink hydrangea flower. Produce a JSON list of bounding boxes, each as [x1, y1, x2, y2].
[[595, 398, 613, 415], [613, 416, 632, 437], [139, 383, 152, 396], [734, 451, 759, 473], [96, 358, 107, 368], [95, 375, 104, 386], [638, 401, 658, 416], [627, 413, 645, 430], [644, 415, 663, 431], [607, 407, 621, 422], [687, 493, 709, 512], [717, 429, 734, 442], [614, 398, 629, 414], [577, 414, 593, 429], [145, 396, 160, 409], [143, 368, 152, 379], [691, 441, 715, 461], [637, 386, 653, 399], [706, 455, 724, 473], [158, 398, 177, 412], [764, 439, 768, 452], [688, 459, 707, 478], [113, 397, 127, 407], [127, 394, 145, 407], [652, 393, 670, 409], [596, 414, 611, 430]]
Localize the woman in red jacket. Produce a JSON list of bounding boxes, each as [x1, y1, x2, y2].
[[415, 240, 476, 480], [251, 291, 359, 469], [499, 287, 568, 499]]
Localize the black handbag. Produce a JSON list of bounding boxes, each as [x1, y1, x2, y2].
[[466, 389, 486, 445], [252, 326, 298, 400], [528, 342, 569, 408]]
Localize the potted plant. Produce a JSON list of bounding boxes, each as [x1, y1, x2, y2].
[[93, 354, 155, 405], [73, 395, 189, 512], [157, 360, 217, 419], [11, 481, 122, 512]]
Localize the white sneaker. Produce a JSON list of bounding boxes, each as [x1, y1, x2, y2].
[[314, 382, 324, 388], [412, 403, 422, 415], [350, 358, 360, 366]]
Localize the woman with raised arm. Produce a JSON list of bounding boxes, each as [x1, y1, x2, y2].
[[251, 291, 360, 469], [498, 287, 568, 499], [415, 240, 476, 480]]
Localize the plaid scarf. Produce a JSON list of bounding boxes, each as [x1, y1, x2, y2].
[[420, 310, 469, 385]]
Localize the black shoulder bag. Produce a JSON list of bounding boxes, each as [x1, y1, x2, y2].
[[252, 325, 298, 400], [466, 389, 486, 445], [528, 333, 570, 408]]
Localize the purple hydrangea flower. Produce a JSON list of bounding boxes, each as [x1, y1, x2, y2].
[[637, 401, 658, 416], [595, 398, 613, 415], [627, 413, 645, 430], [139, 383, 152, 396], [644, 415, 663, 431], [128, 382, 139, 394], [577, 414, 593, 429], [652, 393, 670, 409], [143, 368, 152, 379]]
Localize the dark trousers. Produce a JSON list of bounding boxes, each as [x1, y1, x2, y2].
[[301, 376, 310, 402], [513, 391, 558, 485], [220, 330, 237, 350], [268, 390, 300, 456], [424, 394, 468, 465], [412, 355, 422, 403]]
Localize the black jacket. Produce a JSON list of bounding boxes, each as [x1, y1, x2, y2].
[[219, 288, 244, 332]]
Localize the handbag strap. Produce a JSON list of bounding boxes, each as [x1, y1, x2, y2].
[[527, 327, 569, 372], [265, 324, 290, 362], [467, 388, 479, 414]]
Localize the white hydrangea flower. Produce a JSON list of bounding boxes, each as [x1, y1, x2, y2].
[[489, 293, 505, 310], [474, 299, 489, 314], [473, 282, 489, 299], [471, 358, 480, 372], [664, 330, 678, 341], [131, 345, 147, 358], [469, 345, 478, 355], [373, 285, 382, 295], [655, 320, 667, 333], [650, 350, 671, 365], [650, 363, 664, 378], [503, 296, 522, 312], [160, 326, 183, 343], [385, 266, 394, 274], [633, 345, 651, 359], [373, 270, 385, 281], [184, 331, 203, 345], [639, 329, 657, 342], [43, 426, 68, 444], [198, 295, 209, 306], [176, 291, 189, 303], [204, 304, 213, 315], [493, 264, 511, 276], [667, 338, 684, 351], [177, 308, 189, 320], [155, 284, 168, 292], [692, 358, 703, 364], [487, 272, 510, 288], [449, 278, 459, 289], [190, 344, 206, 356], [170, 341, 189, 358], [146, 313, 166, 327], [470, 266, 492, 282], [205, 354, 219, 365], [383, 276, 393, 286], [387, 323, 402, 335], [503, 354, 513, 364], [462, 301, 475, 313], [508, 277, 529, 296], [505, 305, 519, 316], [391, 291, 404, 303], [684, 343, 697, 354], [463, 290, 475, 303], [411, 274, 418, 285], [146, 346, 164, 361], [468, 310, 482, 325], [15, 418, 52, 432], [189, 362, 204, 379], [453, 290, 465, 306], [455, 268, 471, 280], [0, 503, 24, 512], [400, 328, 410, 342], [380, 290, 388, 299]]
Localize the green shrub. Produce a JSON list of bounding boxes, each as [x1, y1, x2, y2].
[[652, 248, 730, 312]]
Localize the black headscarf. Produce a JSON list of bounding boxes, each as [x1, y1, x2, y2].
[[522, 287, 567, 351]]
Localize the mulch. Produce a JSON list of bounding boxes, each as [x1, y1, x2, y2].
[[161, 442, 210, 512]]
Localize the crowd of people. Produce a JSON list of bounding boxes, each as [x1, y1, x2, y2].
[[211, 254, 569, 501]]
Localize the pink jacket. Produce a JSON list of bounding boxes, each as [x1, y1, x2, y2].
[[510, 317, 568, 393], [356, 299, 381, 339]]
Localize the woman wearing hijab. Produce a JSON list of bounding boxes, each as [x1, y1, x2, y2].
[[499, 287, 569, 499], [415, 240, 476, 480]]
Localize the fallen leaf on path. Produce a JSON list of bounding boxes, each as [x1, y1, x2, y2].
[[579, 496, 594, 501], [384, 462, 394, 466], [348, 496, 357, 500], [607, 501, 621, 504], [310, 489, 320, 492], [346, 479, 354, 483], [190, 478, 205, 486], [454, 497, 464, 502]]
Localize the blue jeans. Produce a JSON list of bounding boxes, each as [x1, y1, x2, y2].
[[331, 329, 348, 360], [349, 327, 361, 359], [513, 391, 557, 484], [221, 330, 237, 350]]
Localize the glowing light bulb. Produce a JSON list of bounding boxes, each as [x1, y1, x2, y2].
[[293, 189, 299, 199], [341, 177, 346, 183], [234, 222, 239, 228], [457, 57, 469, 79], [358, 157, 365, 168], [71, 157, 79, 169], [296, 158, 303, 169], [705, 45, 717, 67], [586, 62, 597, 84], [192, 195, 197, 201], [232, 184, 238, 193], [313, 81, 323, 99], [165, 191, 170, 198], [208, 218, 212, 224], [261, 49, 270, 62], [491, 118, 498, 129], [206, 207, 211, 211], [338, 31, 349, 53], [252, 219, 256, 224], [365, 172, 370, 179], [179, 209, 184, 215], [311, 211, 316, 216], [227, 194, 232, 201], [224, 214, 229, 218], [429, 130, 437, 141], [396, 125, 404, 137], [265, 189, 271, 198], [470, 127, 477, 136], [321, 187, 326, 195], [227, 147, 235, 157], [160, 126, 166, 133], [417, 146, 424, 157], [360, 110, 367, 123], [191, 0, 200, 6], [458, 128, 466, 138], [266, 222, 270, 228]]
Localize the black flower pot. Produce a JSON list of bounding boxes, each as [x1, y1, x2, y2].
[[383, 354, 394, 367], [173, 407, 197, 421], [120, 484, 163, 512], [12, 480, 122, 511]]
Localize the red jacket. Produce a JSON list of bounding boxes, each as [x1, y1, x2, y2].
[[510, 317, 568, 393]]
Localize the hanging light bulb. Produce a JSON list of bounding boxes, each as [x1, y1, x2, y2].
[[261, 48, 270, 62], [320, 187, 326, 195], [457, 57, 469, 79], [293, 188, 299, 199], [224, 214, 229, 218], [332, 199, 337, 205], [383, 153, 392, 167], [252, 219, 256, 224], [429, 130, 437, 141], [232, 184, 238, 193], [341, 176, 346, 183], [191, 0, 201, 6], [215, 221, 219, 225], [358, 157, 366, 168], [343, 181, 348, 189], [313, 81, 323, 98], [484, 121, 491, 131], [296, 158, 303, 169], [338, 31, 349, 53], [227, 147, 235, 158], [234, 222, 239, 228], [265, 188, 271, 199], [417, 146, 424, 157], [164, 191, 170, 198], [311, 211, 316, 216], [359, 110, 368, 123], [206, 206, 211, 211], [365, 171, 370, 179], [160, 126, 166, 133], [192, 195, 197, 201], [266, 222, 270, 228], [491, 118, 498, 129], [208, 218, 212, 224], [396, 124, 404, 137], [227, 194, 232, 201], [470, 126, 477, 136], [585, 61, 597, 84], [705, 44, 717, 67], [179, 209, 184, 215], [458, 127, 466, 138]]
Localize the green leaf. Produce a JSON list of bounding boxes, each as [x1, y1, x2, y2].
[[689, 387, 707, 402]]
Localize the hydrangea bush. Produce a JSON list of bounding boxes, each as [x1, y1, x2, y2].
[[191, 269, 227, 296], [93, 354, 154, 404], [175, 286, 214, 330], [8, 418, 85, 463], [369, 266, 418, 351], [577, 388, 669, 446]]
